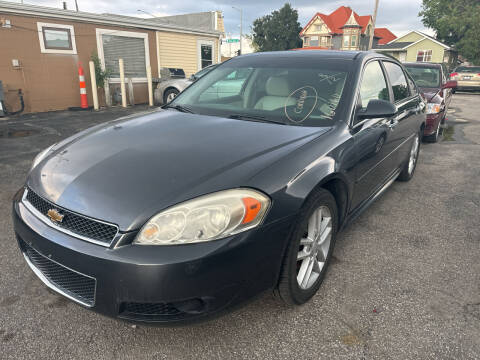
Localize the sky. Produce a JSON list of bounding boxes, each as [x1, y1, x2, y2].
[[18, 0, 433, 37]]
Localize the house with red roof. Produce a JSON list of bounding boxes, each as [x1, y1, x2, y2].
[[298, 6, 396, 51], [374, 28, 397, 45]]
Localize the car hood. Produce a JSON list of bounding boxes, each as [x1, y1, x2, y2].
[[419, 87, 442, 103], [28, 110, 329, 231]]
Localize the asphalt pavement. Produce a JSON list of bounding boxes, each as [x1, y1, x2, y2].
[[0, 96, 479, 359]]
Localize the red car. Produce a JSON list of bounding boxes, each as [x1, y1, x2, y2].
[[404, 62, 457, 142]]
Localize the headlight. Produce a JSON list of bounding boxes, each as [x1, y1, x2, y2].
[[135, 189, 270, 245], [426, 103, 441, 114], [30, 144, 55, 171]]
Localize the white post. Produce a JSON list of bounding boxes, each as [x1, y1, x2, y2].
[[146, 65, 153, 106], [88, 61, 99, 110], [119, 58, 127, 108], [127, 78, 135, 106]]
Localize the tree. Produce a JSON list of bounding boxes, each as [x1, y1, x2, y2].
[[252, 3, 302, 52], [419, 0, 480, 64]]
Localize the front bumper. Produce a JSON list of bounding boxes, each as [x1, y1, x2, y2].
[[12, 189, 294, 324]]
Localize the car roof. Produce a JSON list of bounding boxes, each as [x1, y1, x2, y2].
[[455, 65, 480, 69], [403, 62, 442, 68], [236, 50, 389, 62]]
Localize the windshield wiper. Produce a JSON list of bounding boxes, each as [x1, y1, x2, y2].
[[228, 114, 286, 125], [162, 104, 194, 114]]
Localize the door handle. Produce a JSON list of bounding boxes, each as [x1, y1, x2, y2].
[[388, 119, 398, 129]]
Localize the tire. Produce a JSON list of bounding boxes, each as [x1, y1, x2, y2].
[[398, 130, 421, 182], [276, 188, 338, 305], [163, 88, 179, 104], [424, 120, 442, 143]]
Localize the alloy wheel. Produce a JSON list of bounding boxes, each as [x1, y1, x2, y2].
[[296, 206, 332, 290], [167, 92, 177, 102], [408, 134, 420, 175]]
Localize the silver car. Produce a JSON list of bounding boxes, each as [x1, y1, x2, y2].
[[155, 65, 218, 105]]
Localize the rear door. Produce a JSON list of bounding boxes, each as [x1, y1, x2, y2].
[[350, 60, 398, 209], [382, 61, 423, 167]]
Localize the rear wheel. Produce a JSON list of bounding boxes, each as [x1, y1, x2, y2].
[[276, 189, 337, 305], [398, 131, 420, 182]]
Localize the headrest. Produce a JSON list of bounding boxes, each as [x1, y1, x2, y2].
[[265, 76, 291, 97]]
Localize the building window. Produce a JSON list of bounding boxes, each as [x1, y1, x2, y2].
[[310, 36, 319, 46], [351, 35, 357, 47], [304, 37, 310, 46], [343, 35, 350, 47], [198, 40, 215, 70], [37, 22, 77, 54], [416, 50, 432, 62], [96, 29, 149, 82]]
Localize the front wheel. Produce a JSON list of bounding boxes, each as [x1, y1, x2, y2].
[[398, 131, 420, 182], [424, 120, 442, 143], [163, 88, 179, 104], [276, 189, 337, 305]]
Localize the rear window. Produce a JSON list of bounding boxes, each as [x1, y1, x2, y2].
[[455, 66, 480, 73], [405, 66, 441, 88]]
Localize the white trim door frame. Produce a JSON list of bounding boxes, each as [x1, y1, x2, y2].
[[197, 39, 215, 71]]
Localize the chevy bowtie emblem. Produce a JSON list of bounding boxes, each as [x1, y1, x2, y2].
[[47, 209, 64, 223]]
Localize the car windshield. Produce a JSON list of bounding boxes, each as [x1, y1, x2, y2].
[[170, 58, 350, 127], [405, 66, 441, 88], [456, 66, 480, 73], [194, 65, 217, 79]]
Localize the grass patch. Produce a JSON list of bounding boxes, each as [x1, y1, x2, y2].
[[442, 125, 455, 141]]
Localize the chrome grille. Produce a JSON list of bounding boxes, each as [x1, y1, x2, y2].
[[21, 239, 96, 307], [24, 188, 118, 245]]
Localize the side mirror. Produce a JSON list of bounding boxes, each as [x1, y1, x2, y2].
[[358, 99, 397, 119], [442, 80, 457, 89]]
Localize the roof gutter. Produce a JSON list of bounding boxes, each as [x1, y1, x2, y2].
[[0, 1, 222, 37]]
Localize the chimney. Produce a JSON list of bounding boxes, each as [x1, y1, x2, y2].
[[63, 2, 67, 10]]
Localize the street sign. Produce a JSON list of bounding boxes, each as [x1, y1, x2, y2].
[[226, 39, 240, 43]]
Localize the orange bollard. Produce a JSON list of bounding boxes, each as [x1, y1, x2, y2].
[[78, 62, 88, 109]]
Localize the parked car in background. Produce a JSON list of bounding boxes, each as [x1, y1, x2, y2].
[[155, 64, 218, 105], [404, 62, 457, 142], [450, 66, 480, 93], [13, 51, 426, 324]]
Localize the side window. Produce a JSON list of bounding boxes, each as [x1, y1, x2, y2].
[[359, 61, 390, 108], [383, 62, 410, 102]]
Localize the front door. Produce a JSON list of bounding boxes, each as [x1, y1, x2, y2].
[[351, 60, 399, 209], [198, 40, 214, 71]]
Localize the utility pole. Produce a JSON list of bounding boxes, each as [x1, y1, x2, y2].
[[368, 0, 379, 50], [232, 6, 243, 55]]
